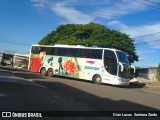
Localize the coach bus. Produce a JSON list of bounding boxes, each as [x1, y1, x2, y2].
[[28, 44, 135, 86]]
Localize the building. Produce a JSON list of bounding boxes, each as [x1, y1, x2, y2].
[[13, 54, 29, 69]]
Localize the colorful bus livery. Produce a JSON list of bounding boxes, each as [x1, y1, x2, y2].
[[29, 44, 135, 86]]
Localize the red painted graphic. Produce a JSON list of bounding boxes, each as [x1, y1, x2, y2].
[[63, 60, 78, 75], [30, 51, 46, 72], [86, 60, 95, 64]]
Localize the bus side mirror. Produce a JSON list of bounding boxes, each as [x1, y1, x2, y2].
[[130, 65, 135, 73], [118, 62, 124, 72]]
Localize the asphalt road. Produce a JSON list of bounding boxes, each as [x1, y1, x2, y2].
[[0, 68, 160, 119]]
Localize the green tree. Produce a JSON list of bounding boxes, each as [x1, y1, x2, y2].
[[38, 22, 138, 63]]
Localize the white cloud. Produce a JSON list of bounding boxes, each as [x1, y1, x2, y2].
[[138, 58, 145, 61], [107, 20, 160, 48], [107, 21, 128, 29], [94, 0, 148, 19], [30, 0, 159, 23], [51, 3, 93, 24], [31, 0, 48, 8], [30, 0, 93, 24], [30, 0, 48, 4], [33, 3, 44, 8]]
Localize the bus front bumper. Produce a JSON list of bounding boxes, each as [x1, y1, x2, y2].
[[117, 78, 130, 86]]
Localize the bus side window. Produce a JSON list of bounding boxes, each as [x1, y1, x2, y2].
[[46, 47, 52, 55], [31, 46, 40, 54], [91, 49, 102, 59], [53, 48, 69, 56], [78, 49, 91, 58], [53, 47, 59, 56], [62, 48, 69, 56], [39, 47, 46, 53], [104, 50, 116, 61], [68, 48, 79, 57]]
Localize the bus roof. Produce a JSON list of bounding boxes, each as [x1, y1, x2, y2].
[[31, 44, 122, 52]]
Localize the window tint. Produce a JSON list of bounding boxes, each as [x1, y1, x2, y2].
[[78, 49, 91, 58], [52, 47, 68, 56], [40, 47, 45, 52], [68, 48, 79, 57], [32, 46, 102, 59], [90, 49, 102, 59], [53, 47, 59, 55], [31, 46, 40, 54], [31, 46, 47, 54], [59, 48, 68, 56], [104, 50, 116, 60], [46, 47, 52, 55], [104, 50, 117, 75]]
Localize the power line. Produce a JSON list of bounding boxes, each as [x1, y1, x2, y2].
[[133, 0, 160, 11], [133, 0, 160, 19], [100, 11, 160, 19], [54, 2, 160, 20], [143, 0, 160, 5], [135, 39, 160, 45], [0, 40, 31, 46], [132, 31, 160, 39]]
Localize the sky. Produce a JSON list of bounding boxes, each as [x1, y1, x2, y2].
[[0, 0, 160, 67]]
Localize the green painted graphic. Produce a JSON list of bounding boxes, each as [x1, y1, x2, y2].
[[84, 66, 100, 70]]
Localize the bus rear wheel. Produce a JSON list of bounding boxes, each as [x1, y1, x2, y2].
[[40, 67, 46, 76], [93, 75, 102, 85], [47, 68, 53, 77]]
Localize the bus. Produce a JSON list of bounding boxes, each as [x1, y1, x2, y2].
[[28, 44, 135, 86]]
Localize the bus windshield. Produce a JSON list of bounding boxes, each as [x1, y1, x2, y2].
[[116, 51, 129, 65]]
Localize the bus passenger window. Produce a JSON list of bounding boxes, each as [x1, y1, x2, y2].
[[53, 48, 59, 56], [90, 49, 102, 59]]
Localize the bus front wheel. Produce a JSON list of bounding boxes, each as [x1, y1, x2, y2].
[[93, 75, 102, 85], [47, 68, 53, 77], [40, 67, 46, 76]]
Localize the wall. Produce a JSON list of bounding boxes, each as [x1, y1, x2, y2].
[[135, 67, 158, 83]]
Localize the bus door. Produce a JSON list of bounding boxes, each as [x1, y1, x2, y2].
[[103, 50, 118, 76]]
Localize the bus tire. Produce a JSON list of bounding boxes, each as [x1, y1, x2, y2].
[[40, 67, 46, 76], [93, 75, 102, 85], [47, 68, 53, 77]]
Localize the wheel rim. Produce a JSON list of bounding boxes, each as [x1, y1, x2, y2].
[[41, 68, 46, 76], [48, 69, 53, 76], [42, 70, 45, 74], [93, 75, 101, 84], [96, 77, 101, 83]]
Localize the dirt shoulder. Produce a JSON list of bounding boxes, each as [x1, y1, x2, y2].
[[129, 80, 160, 96], [141, 81, 160, 95]]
